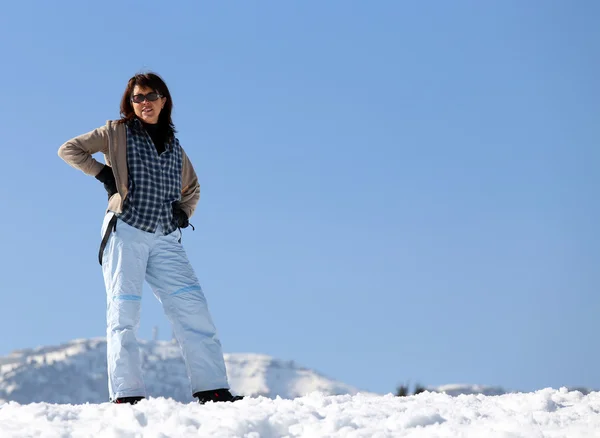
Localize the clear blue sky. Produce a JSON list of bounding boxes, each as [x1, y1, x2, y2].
[[1, 1, 598, 395]]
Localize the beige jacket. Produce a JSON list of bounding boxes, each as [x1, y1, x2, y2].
[[58, 120, 200, 219]]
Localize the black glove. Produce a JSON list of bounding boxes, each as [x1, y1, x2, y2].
[[95, 165, 118, 199], [172, 202, 189, 229]]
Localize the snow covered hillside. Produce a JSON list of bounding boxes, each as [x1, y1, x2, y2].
[[0, 338, 361, 404], [0, 389, 598, 437]]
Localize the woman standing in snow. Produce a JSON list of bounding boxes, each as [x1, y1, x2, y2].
[[58, 72, 241, 405]]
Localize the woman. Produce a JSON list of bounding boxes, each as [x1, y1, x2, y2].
[[58, 72, 242, 405]]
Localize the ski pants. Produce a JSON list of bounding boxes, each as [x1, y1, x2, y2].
[[100, 213, 229, 400]]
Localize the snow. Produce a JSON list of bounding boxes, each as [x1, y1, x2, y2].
[[0, 388, 598, 437]]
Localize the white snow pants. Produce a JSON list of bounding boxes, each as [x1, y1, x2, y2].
[[100, 213, 229, 400]]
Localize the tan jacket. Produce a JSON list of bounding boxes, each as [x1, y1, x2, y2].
[[58, 120, 200, 219]]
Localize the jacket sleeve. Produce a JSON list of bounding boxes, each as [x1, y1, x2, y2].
[[180, 148, 201, 219], [57, 125, 109, 177]]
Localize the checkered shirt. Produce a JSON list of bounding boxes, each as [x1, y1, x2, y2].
[[118, 119, 183, 234]]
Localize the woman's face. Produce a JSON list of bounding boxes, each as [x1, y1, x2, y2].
[[131, 85, 167, 124]]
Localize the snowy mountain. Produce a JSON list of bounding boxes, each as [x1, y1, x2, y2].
[[430, 383, 595, 397], [0, 338, 362, 404], [431, 383, 508, 396], [2, 338, 593, 406]]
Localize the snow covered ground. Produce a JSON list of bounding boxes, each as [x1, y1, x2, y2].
[[0, 388, 598, 437]]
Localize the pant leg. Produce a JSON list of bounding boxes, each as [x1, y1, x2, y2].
[[146, 228, 230, 394], [101, 215, 150, 400]]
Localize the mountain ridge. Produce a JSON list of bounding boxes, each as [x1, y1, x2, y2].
[[2, 338, 591, 404], [0, 338, 363, 404]]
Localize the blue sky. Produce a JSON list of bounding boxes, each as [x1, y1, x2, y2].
[[1, 1, 598, 395]]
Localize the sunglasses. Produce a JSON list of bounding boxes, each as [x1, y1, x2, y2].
[[131, 92, 163, 104]]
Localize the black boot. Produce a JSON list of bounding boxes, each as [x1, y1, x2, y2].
[[113, 396, 144, 405], [193, 388, 244, 404]]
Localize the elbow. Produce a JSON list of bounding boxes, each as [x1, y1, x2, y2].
[[57, 142, 71, 161]]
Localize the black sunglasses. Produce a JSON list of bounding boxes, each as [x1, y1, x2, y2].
[[131, 92, 162, 104]]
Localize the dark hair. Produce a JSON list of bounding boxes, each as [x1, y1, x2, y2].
[[118, 72, 176, 136]]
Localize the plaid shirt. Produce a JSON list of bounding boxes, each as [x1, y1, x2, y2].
[[118, 119, 183, 234]]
